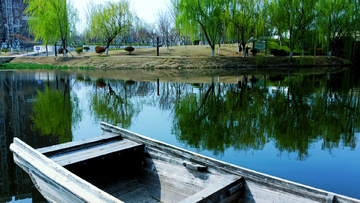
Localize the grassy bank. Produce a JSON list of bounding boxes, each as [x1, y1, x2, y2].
[[2, 45, 351, 70], [0, 63, 98, 70]]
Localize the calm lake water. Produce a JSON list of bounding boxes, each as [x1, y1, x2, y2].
[[1, 67, 360, 202]]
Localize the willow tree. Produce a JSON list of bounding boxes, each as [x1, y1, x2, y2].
[[176, 0, 227, 57], [90, 0, 131, 56], [269, 0, 316, 59], [226, 0, 257, 57], [316, 0, 353, 60], [25, 0, 77, 57]]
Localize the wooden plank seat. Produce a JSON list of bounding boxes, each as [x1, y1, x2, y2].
[[39, 135, 143, 167]]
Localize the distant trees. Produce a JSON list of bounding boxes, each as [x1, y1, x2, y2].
[[156, 10, 177, 53], [90, 0, 131, 55], [69, 0, 359, 60]]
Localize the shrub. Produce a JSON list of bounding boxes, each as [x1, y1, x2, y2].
[[83, 46, 90, 51], [251, 48, 259, 56], [58, 48, 68, 54], [75, 47, 83, 55], [95, 47, 106, 55], [95, 45, 101, 50], [125, 46, 135, 54], [270, 49, 289, 56], [96, 78, 106, 88], [308, 47, 325, 55], [192, 39, 200, 45]]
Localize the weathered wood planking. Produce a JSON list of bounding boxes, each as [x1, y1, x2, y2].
[[49, 139, 143, 166], [22, 126, 244, 203], [101, 122, 360, 203], [38, 131, 123, 156], [10, 138, 123, 203]]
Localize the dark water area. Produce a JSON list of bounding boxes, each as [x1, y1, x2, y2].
[[1, 67, 360, 202]]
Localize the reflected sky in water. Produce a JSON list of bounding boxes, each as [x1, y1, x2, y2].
[[2, 68, 360, 202]]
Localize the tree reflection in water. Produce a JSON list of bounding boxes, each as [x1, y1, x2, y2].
[[173, 71, 360, 160], [30, 77, 81, 143], [89, 79, 141, 128]]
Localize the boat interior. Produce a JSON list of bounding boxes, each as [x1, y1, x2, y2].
[[41, 134, 244, 203]]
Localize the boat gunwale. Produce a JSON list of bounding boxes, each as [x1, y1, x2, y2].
[[100, 122, 360, 203]]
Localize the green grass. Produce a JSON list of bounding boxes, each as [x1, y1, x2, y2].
[[0, 63, 96, 70]]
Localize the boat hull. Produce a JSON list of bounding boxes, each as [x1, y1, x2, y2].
[[9, 122, 360, 203]]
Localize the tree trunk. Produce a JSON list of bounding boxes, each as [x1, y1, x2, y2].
[[63, 42, 67, 57], [289, 51, 293, 60], [218, 39, 221, 55], [328, 51, 332, 60], [55, 43, 57, 57], [46, 44, 48, 57], [265, 39, 268, 55], [106, 41, 110, 56], [211, 49, 215, 57]]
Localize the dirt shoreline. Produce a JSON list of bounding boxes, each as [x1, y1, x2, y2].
[[6, 45, 351, 69], [8, 55, 350, 70]]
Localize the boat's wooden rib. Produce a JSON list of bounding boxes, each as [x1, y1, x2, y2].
[[100, 122, 360, 203]]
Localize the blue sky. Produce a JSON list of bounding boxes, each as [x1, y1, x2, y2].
[[74, 0, 170, 33]]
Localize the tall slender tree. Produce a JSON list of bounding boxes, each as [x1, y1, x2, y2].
[[269, 0, 316, 60], [176, 0, 227, 57], [25, 0, 77, 57], [226, 0, 259, 57], [316, 0, 353, 60], [90, 0, 131, 56]]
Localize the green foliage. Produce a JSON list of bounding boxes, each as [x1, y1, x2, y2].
[[88, 43, 149, 46], [83, 46, 90, 51], [226, 0, 268, 57], [0, 63, 95, 70], [25, 0, 78, 51], [90, 0, 131, 55], [192, 39, 200, 45], [94, 45, 101, 50], [269, 0, 316, 59], [175, 0, 227, 56], [316, 0, 354, 56], [75, 47, 83, 54]]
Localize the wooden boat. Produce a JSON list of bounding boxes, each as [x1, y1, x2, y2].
[[10, 122, 360, 203]]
